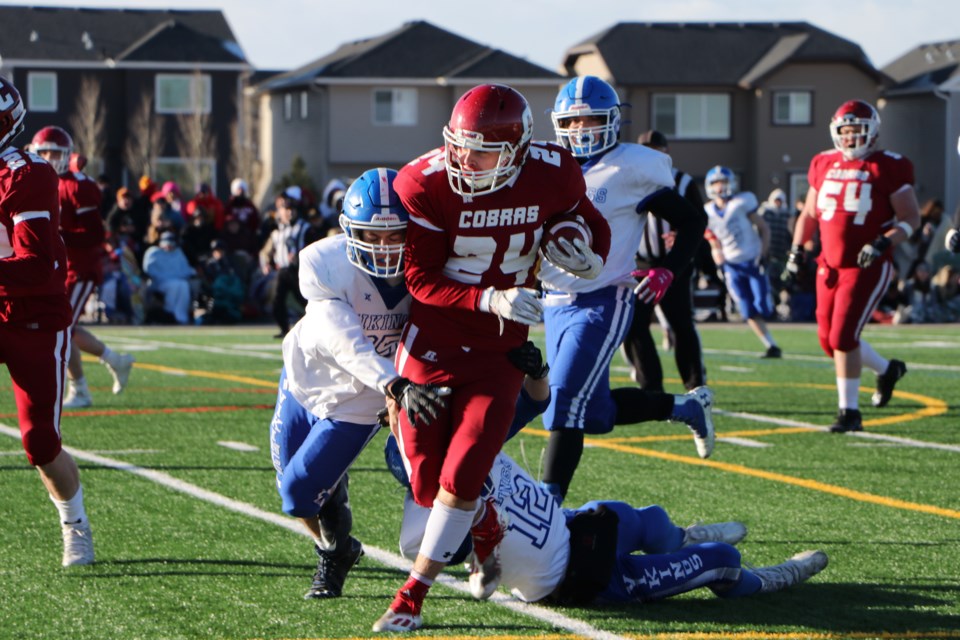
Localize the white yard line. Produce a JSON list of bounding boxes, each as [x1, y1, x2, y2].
[[100, 336, 283, 361], [715, 409, 960, 453], [0, 423, 627, 640]]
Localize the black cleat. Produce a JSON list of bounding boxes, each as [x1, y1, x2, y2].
[[762, 345, 782, 359], [872, 359, 907, 408], [829, 408, 863, 433], [304, 536, 364, 599]]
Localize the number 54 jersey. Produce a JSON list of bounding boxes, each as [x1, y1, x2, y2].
[[808, 148, 914, 269]]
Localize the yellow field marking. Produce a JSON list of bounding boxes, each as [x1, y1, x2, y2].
[[608, 376, 948, 431], [522, 429, 960, 520], [132, 362, 277, 388]]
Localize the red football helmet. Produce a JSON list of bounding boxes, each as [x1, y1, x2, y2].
[[443, 84, 534, 197], [30, 125, 73, 174], [0, 75, 27, 152], [830, 100, 880, 160]]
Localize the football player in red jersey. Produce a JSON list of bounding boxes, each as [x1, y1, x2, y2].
[[0, 76, 95, 565], [29, 126, 135, 408], [785, 100, 918, 432], [373, 84, 611, 633]]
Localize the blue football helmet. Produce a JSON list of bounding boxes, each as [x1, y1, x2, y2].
[[705, 165, 738, 201], [551, 76, 622, 158], [338, 168, 409, 277]]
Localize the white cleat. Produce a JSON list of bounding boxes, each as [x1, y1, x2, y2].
[[682, 521, 748, 547], [372, 608, 422, 633], [753, 550, 829, 593], [467, 549, 502, 600], [684, 386, 715, 458], [61, 519, 95, 567], [106, 353, 136, 395], [63, 385, 93, 409]]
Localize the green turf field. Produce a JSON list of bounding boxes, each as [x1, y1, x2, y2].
[[0, 323, 957, 639]]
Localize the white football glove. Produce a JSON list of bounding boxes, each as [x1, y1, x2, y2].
[[481, 286, 543, 327], [946, 228, 960, 254], [542, 236, 603, 279]]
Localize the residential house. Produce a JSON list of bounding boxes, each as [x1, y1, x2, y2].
[[561, 22, 887, 205], [882, 41, 960, 224], [251, 20, 563, 208], [0, 6, 251, 199]]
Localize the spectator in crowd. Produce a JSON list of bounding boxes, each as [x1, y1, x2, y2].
[[198, 240, 245, 324], [106, 187, 136, 238], [185, 183, 226, 231], [622, 128, 708, 394], [758, 188, 794, 289], [259, 190, 309, 338], [145, 197, 177, 250], [225, 178, 260, 237], [703, 166, 782, 358], [143, 230, 196, 324], [319, 177, 348, 230], [180, 208, 217, 268], [897, 263, 960, 323], [102, 216, 146, 324], [160, 181, 185, 230], [0, 75, 95, 566]]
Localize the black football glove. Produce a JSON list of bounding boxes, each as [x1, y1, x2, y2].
[[857, 235, 892, 269], [387, 378, 451, 427], [781, 245, 804, 287], [507, 341, 550, 379], [376, 406, 390, 430]]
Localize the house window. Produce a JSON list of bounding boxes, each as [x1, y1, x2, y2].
[[283, 94, 293, 121], [27, 72, 57, 112], [373, 88, 417, 126], [300, 91, 308, 119], [652, 93, 730, 140], [773, 91, 812, 125], [155, 74, 211, 114]]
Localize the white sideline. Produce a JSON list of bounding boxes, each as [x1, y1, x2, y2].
[[0, 423, 626, 640]]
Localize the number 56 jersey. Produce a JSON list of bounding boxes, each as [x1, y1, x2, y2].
[[808, 148, 914, 269]]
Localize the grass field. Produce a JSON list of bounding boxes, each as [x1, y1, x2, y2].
[[1, 322, 958, 640]]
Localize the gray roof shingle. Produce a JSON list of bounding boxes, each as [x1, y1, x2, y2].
[[0, 6, 246, 65], [564, 22, 881, 87], [257, 20, 559, 92], [883, 41, 960, 93]]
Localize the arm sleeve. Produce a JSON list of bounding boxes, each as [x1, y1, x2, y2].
[[300, 300, 399, 393], [645, 188, 708, 273]]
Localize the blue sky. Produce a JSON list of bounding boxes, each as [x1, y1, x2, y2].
[[2, 0, 956, 71]]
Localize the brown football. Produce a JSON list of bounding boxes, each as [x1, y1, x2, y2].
[[540, 213, 593, 254]]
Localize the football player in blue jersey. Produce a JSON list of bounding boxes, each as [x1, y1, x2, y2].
[[538, 76, 712, 504], [268, 168, 449, 601], [381, 357, 828, 617], [703, 166, 782, 358]]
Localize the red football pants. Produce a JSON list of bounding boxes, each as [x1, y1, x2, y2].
[[816, 260, 893, 356], [0, 325, 70, 465], [395, 323, 524, 507]]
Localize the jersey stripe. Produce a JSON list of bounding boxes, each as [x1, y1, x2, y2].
[[12, 210, 51, 224]]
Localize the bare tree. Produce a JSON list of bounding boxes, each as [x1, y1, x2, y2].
[[68, 75, 106, 167], [228, 116, 260, 192], [123, 93, 166, 180], [176, 70, 217, 191]]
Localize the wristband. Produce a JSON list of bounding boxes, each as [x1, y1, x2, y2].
[[896, 220, 915, 237]]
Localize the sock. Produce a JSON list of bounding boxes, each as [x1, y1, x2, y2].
[[99, 346, 119, 368], [712, 570, 763, 598], [859, 341, 888, 375], [419, 499, 475, 564], [837, 377, 860, 410], [50, 485, 87, 524], [541, 429, 584, 502], [392, 573, 432, 614], [760, 331, 776, 349], [71, 376, 88, 393], [611, 387, 673, 423]]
